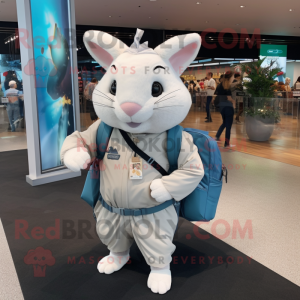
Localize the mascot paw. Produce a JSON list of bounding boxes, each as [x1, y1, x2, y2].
[[150, 179, 172, 203], [147, 268, 172, 294], [97, 252, 129, 275], [63, 148, 91, 172]]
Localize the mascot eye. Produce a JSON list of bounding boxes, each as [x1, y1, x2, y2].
[[152, 82, 163, 97], [110, 80, 117, 96]]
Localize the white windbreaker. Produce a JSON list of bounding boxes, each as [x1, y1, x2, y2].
[[61, 120, 204, 209]]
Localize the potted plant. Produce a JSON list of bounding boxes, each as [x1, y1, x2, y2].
[[241, 58, 282, 142]]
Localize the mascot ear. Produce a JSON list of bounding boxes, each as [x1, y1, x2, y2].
[[83, 30, 128, 69], [154, 33, 201, 75]]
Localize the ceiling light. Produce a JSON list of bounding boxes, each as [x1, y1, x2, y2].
[[289, 9, 292, 11], [196, 2, 201, 4], [109, 16, 111, 17], [215, 58, 235, 60], [188, 63, 204, 67], [204, 63, 219, 66], [240, 6, 245, 8], [219, 61, 237, 65], [198, 58, 212, 63], [236, 24, 240, 25]]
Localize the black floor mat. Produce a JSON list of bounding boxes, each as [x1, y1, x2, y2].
[[0, 150, 299, 300]]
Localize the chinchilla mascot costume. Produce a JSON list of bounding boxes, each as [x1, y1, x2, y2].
[[61, 29, 204, 294]]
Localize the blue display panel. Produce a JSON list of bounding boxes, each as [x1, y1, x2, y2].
[[30, 0, 76, 172]]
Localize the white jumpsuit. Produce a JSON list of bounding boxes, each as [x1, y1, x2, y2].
[[61, 120, 204, 267]]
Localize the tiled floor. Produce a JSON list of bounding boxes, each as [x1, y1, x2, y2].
[[197, 150, 300, 286], [0, 219, 24, 300], [0, 106, 27, 152], [1, 151, 300, 299]]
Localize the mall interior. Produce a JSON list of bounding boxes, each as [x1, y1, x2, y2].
[[0, 0, 300, 299]]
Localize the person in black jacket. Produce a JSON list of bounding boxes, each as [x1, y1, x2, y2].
[[213, 71, 236, 148]]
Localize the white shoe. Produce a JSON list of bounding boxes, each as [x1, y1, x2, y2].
[[147, 266, 172, 294], [236, 120, 242, 124], [224, 144, 235, 148], [97, 252, 130, 275]]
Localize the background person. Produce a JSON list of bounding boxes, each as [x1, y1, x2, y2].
[[19, 83, 25, 128], [294, 76, 300, 90], [84, 77, 99, 122], [214, 71, 236, 148], [0, 83, 4, 103], [285, 77, 291, 92], [188, 80, 197, 103], [231, 73, 243, 124], [6, 80, 23, 132], [204, 77, 208, 89], [205, 72, 216, 123]]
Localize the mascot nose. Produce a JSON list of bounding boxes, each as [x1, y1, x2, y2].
[[120, 102, 142, 117]]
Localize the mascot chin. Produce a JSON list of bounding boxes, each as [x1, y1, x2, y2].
[[61, 29, 204, 294]]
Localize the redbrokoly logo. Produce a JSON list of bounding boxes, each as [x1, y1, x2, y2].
[[24, 247, 55, 277]]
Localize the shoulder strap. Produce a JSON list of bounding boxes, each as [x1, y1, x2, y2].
[[119, 129, 169, 177], [96, 122, 113, 159], [167, 125, 183, 174]]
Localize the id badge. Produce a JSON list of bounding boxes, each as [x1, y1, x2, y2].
[[130, 156, 143, 180]]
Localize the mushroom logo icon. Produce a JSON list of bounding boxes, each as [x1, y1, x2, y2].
[[24, 247, 55, 277]]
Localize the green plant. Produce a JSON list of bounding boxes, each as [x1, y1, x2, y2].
[[244, 106, 281, 123], [241, 57, 282, 97], [241, 58, 282, 124]]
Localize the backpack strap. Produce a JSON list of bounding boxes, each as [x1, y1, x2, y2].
[[167, 125, 183, 174], [96, 122, 113, 159]]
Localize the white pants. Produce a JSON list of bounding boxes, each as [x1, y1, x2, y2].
[[94, 201, 178, 268]]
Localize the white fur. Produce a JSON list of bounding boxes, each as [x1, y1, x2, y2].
[[78, 29, 201, 294], [83, 29, 201, 134], [148, 265, 172, 294], [63, 148, 91, 172], [150, 179, 172, 203], [97, 251, 130, 275]]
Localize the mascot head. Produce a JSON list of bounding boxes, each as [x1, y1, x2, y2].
[[83, 28, 201, 133]]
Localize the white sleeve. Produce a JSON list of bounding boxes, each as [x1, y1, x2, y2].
[[161, 132, 204, 201]]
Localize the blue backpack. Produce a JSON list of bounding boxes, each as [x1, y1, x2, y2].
[[81, 122, 226, 221]]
